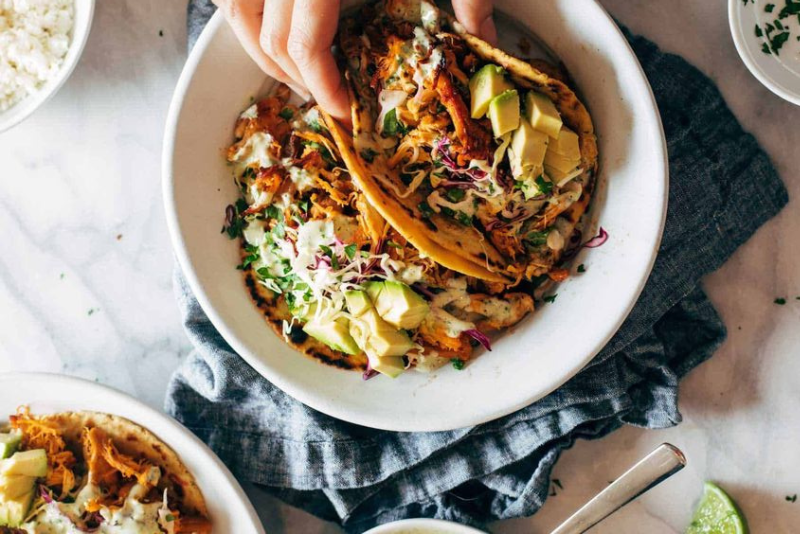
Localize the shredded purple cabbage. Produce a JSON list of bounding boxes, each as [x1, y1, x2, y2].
[[412, 283, 436, 299], [583, 227, 609, 248], [465, 329, 492, 351]]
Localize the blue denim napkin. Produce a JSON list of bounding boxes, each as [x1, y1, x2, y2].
[[167, 2, 788, 531]]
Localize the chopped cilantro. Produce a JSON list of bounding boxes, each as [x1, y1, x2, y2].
[[299, 200, 310, 213], [787, 494, 798, 503], [451, 358, 465, 370], [386, 240, 403, 249], [770, 31, 791, 54], [755, 24, 763, 37], [765, 3, 776, 12], [535, 175, 553, 195], [577, 264, 586, 273], [301, 140, 334, 162], [456, 211, 473, 226], [279, 107, 294, 120], [446, 188, 466, 202], [775, 19, 785, 30], [308, 119, 323, 133], [525, 229, 550, 247], [360, 148, 379, 163], [238, 244, 260, 270], [543, 294, 558, 304], [345, 244, 357, 260], [382, 108, 407, 137], [241, 167, 256, 180], [774, 297, 787, 305], [418, 201, 435, 218], [762, 42, 772, 54], [166, 514, 175, 522], [87, 308, 99, 316]]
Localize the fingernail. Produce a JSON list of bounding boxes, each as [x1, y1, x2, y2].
[[480, 16, 498, 46], [287, 81, 311, 101]]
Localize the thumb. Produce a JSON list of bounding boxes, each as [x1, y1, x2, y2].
[[451, 0, 497, 45]]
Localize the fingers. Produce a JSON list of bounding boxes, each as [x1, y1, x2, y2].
[[260, 0, 311, 99], [287, 0, 350, 121], [452, 0, 497, 45], [213, 0, 295, 87]]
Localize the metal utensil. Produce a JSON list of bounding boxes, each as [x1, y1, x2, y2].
[[550, 443, 687, 534]]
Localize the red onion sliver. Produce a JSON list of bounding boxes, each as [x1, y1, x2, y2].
[[583, 227, 609, 249], [465, 329, 492, 351]]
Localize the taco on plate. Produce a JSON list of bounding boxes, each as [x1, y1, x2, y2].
[[222, 84, 533, 377], [330, 0, 599, 283], [0, 408, 210, 533]]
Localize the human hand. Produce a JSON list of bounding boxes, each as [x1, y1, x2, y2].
[[214, 0, 497, 121]]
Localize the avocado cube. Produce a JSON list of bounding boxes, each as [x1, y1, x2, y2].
[[290, 301, 318, 321], [303, 317, 360, 355], [0, 489, 34, 527], [358, 309, 413, 357], [487, 90, 520, 138], [373, 281, 430, 330], [544, 164, 582, 184], [0, 475, 36, 501], [1, 450, 47, 478], [367, 354, 406, 379], [548, 126, 580, 160], [361, 281, 385, 304], [344, 290, 372, 318], [469, 64, 513, 119], [0, 433, 21, 460], [524, 91, 562, 139], [510, 120, 549, 170], [544, 148, 580, 174]]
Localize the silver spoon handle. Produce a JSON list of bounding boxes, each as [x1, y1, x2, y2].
[[550, 443, 687, 534]]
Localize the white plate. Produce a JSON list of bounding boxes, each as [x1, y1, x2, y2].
[[363, 518, 486, 533], [0, 373, 265, 534], [163, 0, 668, 432], [729, 0, 800, 105], [0, 0, 95, 133]]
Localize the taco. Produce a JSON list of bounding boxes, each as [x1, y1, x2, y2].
[[0, 408, 210, 533], [331, 0, 599, 283], [222, 84, 534, 377]]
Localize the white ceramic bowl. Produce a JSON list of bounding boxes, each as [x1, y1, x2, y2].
[[729, 0, 800, 105], [363, 518, 485, 534], [0, 0, 95, 133], [163, 0, 668, 432], [0, 373, 265, 533]]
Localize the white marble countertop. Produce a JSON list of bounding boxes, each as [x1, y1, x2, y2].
[[1, 0, 798, 532]]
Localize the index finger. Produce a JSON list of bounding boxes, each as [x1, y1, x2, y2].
[[286, 0, 350, 121]]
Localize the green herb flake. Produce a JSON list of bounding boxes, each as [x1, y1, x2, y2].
[[765, 3, 776, 12], [755, 24, 763, 37], [418, 201, 435, 218], [87, 308, 99, 316], [774, 297, 787, 305], [762, 42, 772, 54], [345, 244, 357, 260], [535, 174, 553, 195], [525, 229, 550, 247], [166, 514, 175, 522], [577, 264, 586, 273], [770, 31, 791, 55], [382, 108, 407, 137], [787, 494, 798, 503], [446, 188, 466, 202], [543, 294, 558, 304], [59, 273, 65, 280], [360, 148, 379, 163], [386, 240, 403, 249], [451, 358, 465, 370], [279, 107, 294, 120], [456, 211, 473, 226]]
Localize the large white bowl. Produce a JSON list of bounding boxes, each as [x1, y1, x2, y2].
[[163, 0, 668, 432], [0, 0, 95, 133]]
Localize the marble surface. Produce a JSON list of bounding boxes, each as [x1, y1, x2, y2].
[[0, 0, 798, 532]]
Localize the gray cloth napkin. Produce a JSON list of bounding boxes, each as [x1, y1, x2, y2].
[[168, 2, 789, 531]]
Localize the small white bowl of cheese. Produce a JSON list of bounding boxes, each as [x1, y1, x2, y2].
[[0, 0, 95, 133]]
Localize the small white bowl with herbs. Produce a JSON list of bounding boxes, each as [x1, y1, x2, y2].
[[0, 0, 95, 133], [730, 0, 800, 105]]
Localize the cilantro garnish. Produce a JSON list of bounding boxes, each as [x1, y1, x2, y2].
[[543, 294, 558, 304], [360, 148, 379, 163], [451, 358, 465, 370], [446, 188, 466, 202], [279, 107, 294, 120], [577, 264, 586, 273], [382, 109, 408, 137], [237, 244, 260, 270], [456, 211, 473, 226], [774, 297, 787, 305], [525, 229, 551, 247], [418, 201, 435, 218], [766, 3, 776, 12], [535, 175, 553, 195], [345, 244, 357, 260]]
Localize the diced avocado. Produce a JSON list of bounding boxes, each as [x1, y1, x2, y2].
[[524, 91, 562, 139], [361, 281, 385, 304], [290, 301, 318, 321], [367, 354, 406, 379], [0, 475, 36, 501], [544, 164, 581, 184], [510, 120, 549, 170], [344, 290, 372, 318], [303, 317, 360, 355], [487, 90, 520, 138], [469, 64, 513, 119], [356, 309, 413, 357], [1, 450, 47, 478], [0, 489, 34, 527], [544, 148, 580, 174], [0, 433, 21, 460], [548, 126, 580, 160], [372, 281, 430, 330]]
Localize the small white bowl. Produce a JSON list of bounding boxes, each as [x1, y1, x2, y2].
[[729, 0, 800, 105], [0, 0, 95, 133], [363, 518, 486, 533]]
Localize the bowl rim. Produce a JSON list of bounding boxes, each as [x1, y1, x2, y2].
[[728, 0, 800, 106], [0, 0, 97, 133], [163, 2, 669, 432]]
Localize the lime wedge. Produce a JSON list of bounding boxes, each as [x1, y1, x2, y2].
[[686, 481, 748, 534]]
